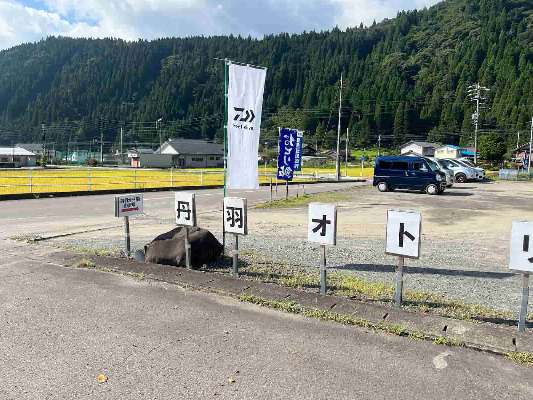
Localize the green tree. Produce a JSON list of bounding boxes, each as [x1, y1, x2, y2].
[[479, 133, 506, 162]]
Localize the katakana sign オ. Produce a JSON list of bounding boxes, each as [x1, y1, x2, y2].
[[175, 192, 196, 227], [308, 203, 337, 246], [386, 210, 421, 259], [223, 197, 247, 235], [277, 128, 298, 181]]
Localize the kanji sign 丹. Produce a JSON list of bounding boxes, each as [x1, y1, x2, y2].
[[223, 197, 247, 235], [175, 192, 196, 227], [386, 210, 422, 259], [308, 203, 337, 246], [277, 128, 298, 181], [114, 194, 144, 218]]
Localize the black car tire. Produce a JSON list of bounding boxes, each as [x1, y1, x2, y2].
[[426, 184, 438, 195], [455, 173, 467, 183]]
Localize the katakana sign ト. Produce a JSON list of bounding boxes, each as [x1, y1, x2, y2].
[[224, 197, 247, 235], [114, 194, 144, 218], [386, 210, 421, 258], [175, 192, 196, 227], [277, 128, 298, 181], [510, 221, 533, 273], [308, 203, 337, 245]]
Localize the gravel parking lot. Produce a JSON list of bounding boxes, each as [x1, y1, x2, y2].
[[47, 180, 533, 314]]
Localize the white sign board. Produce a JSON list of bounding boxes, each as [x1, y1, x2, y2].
[[510, 221, 533, 273], [114, 194, 143, 218], [386, 210, 421, 259], [175, 192, 196, 227], [223, 197, 247, 235], [308, 203, 337, 246]]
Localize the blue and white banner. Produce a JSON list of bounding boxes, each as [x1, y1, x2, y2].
[[294, 131, 304, 171], [277, 128, 298, 181]]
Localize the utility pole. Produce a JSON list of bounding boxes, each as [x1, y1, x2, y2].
[[378, 134, 382, 156], [467, 82, 490, 165], [345, 127, 349, 177], [527, 117, 533, 176], [156, 118, 163, 153], [99, 120, 104, 164], [335, 73, 343, 181], [517, 131, 520, 150], [120, 126, 124, 164]]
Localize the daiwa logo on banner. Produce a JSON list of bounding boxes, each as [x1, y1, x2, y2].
[[233, 107, 256, 130]]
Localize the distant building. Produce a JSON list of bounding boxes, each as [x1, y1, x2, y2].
[[400, 141, 440, 157], [0, 147, 37, 167], [158, 139, 224, 168], [435, 145, 462, 159], [16, 143, 57, 160], [128, 148, 173, 168]]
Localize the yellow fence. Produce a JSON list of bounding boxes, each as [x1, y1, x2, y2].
[[0, 167, 374, 196]]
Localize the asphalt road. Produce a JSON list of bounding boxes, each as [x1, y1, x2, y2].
[[0, 241, 531, 400], [0, 180, 365, 239]]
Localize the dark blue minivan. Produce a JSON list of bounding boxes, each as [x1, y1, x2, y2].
[[373, 156, 446, 195]]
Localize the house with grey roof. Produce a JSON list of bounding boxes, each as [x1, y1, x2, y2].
[[400, 141, 440, 157], [0, 147, 37, 167], [158, 139, 224, 168]]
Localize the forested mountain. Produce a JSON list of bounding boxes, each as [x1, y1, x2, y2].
[[0, 0, 531, 153]]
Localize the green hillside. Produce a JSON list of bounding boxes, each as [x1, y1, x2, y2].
[[0, 0, 531, 152]]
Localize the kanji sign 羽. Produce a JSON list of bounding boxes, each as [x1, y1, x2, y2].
[[224, 197, 247, 235], [386, 210, 421, 258], [308, 203, 337, 245], [510, 221, 533, 273], [277, 128, 298, 181], [114, 194, 144, 218], [175, 192, 196, 227]]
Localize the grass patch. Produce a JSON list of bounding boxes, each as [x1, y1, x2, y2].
[[72, 258, 96, 269], [212, 256, 516, 324], [61, 244, 121, 257], [506, 352, 533, 365], [255, 190, 352, 209], [238, 294, 467, 349]]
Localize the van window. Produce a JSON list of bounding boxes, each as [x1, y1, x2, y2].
[[391, 161, 408, 170], [413, 162, 428, 172], [378, 161, 392, 169]]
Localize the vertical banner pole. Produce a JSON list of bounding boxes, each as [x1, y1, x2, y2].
[[270, 177, 273, 202], [184, 227, 191, 269], [233, 234, 239, 277], [518, 273, 530, 332], [123, 216, 131, 257], [320, 245, 327, 295], [395, 256, 405, 306], [222, 60, 229, 254], [285, 180, 289, 200]]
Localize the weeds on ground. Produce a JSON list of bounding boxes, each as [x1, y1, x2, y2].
[[255, 191, 351, 209], [506, 352, 533, 365]]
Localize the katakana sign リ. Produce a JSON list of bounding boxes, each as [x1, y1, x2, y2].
[[224, 197, 247, 235], [114, 194, 144, 218], [510, 221, 533, 273], [308, 203, 337, 245], [277, 128, 298, 181], [386, 210, 421, 259], [175, 192, 196, 227]]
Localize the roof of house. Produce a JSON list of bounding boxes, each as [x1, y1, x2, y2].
[[401, 141, 440, 149], [161, 139, 224, 155], [0, 147, 36, 156], [16, 143, 44, 152], [437, 144, 461, 150]]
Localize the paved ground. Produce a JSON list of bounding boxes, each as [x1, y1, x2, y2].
[[33, 179, 533, 314], [0, 240, 531, 399]]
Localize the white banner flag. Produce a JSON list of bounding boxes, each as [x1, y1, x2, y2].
[[227, 63, 267, 189]]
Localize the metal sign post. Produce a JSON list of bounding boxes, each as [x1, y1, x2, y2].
[[114, 194, 144, 257], [509, 221, 533, 331], [175, 192, 197, 269], [308, 203, 337, 295], [386, 210, 422, 307], [223, 197, 247, 277]]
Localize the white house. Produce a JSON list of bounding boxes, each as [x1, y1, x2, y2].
[[400, 141, 440, 157], [157, 139, 224, 168], [0, 147, 37, 167], [435, 145, 462, 159]]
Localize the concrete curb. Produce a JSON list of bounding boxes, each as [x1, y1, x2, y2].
[[47, 249, 533, 356], [0, 178, 367, 201]]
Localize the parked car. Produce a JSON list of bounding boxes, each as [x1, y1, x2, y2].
[[438, 159, 477, 183], [428, 158, 454, 187], [456, 158, 485, 180], [373, 156, 447, 195]]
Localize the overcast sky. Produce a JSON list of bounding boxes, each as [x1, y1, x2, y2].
[[0, 0, 441, 50]]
